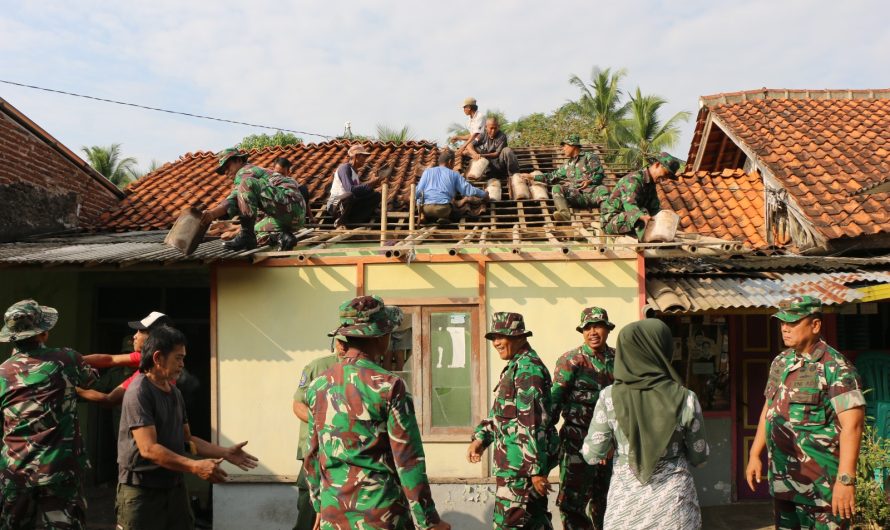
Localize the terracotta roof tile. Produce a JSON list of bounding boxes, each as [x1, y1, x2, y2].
[[657, 169, 767, 249], [691, 89, 890, 242]]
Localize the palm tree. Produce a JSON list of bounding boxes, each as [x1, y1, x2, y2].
[[616, 88, 691, 168], [375, 124, 415, 144], [564, 67, 629, 149], [81, 144, 140, 188]]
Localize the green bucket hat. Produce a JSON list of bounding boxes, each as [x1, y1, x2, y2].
[[646, 151, 682, 178], [0, 299, 59, 343], [561, 134, 582, 147], [485, 312, 533, 340], [215, 147, 248, 174], [333, 296, 402, 338], [575, 306, 615, 333], [772, 295, 823, 323]]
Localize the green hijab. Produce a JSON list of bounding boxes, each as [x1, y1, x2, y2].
[[612, 319, 687, 483]]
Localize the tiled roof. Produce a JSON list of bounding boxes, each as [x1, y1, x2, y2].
[[657, 169, 766, 248], [688, 88, 890, 242], [97, 140, 440, 231]]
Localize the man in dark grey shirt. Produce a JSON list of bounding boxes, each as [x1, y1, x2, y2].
[[116, 326, 258, 530], [466, 116, 519, 178]]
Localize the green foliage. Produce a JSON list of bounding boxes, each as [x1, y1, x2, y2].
[[81, 143, 140, 189], [563, 67, 629, 149], [375, 124, 414, 144], [238, 131, 303, 150], [616, 88, 691, 168], [854, 425, 890, 528]]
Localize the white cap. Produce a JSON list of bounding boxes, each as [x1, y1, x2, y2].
[[127, 311, 170, 330]]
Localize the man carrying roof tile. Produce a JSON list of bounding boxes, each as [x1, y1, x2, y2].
[[528, 134, 608, 222], [600, 152, 681, 239], [550, 307, 616, 530], [449, 97, 486, 156], [415, 149, 489, 224], [326, 145, 382, 228], [303, 296, 450, 530], [466, 117, 519, 179], [201, 148, 307, 251], [746, 296, 865, 530], [467, 312, 559, 529]]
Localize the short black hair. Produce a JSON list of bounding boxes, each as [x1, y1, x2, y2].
[[466, 104, 478, 112], [438, 149, 455, 165], [273, 157, 292, 170], [139, 325, 187, 373], [12, 335, 43, 351]]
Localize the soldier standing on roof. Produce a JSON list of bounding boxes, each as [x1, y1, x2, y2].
[[746, 296, 866, 530], [201, 148, 307, 252], [550, 307, 616, 530], [600, 152, 680, 239], [303, 296, 450, 530], [0, 299, 99, 529], [529, 134, 608, 222], [467, 312, 559, 529]]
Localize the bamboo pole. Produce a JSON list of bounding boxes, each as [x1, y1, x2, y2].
[[380, 183, 388, 245], [408, 184, 416, 235]]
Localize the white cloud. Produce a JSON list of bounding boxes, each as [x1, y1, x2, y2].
[[1, 0, 888, 172]]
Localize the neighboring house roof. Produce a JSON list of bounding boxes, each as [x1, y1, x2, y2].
[[657, 169, 766, 249], [687, 88, 890, 250]]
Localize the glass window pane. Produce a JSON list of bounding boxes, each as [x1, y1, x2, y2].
[[430, 312, 473, 427]]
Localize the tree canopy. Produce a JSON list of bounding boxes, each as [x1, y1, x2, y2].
[[81, 144, 140, 189], [238, 131, 303, 150]]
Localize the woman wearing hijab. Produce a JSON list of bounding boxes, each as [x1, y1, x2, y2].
[[581, 319, 709, 529]]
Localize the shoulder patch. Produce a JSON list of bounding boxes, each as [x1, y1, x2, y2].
[[299, 372, 308, 387]]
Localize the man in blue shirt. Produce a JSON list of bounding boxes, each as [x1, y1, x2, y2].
[[416, 150, 488, 223]]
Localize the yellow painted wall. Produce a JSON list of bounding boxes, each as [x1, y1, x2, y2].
[[215, 258, 640, 480]]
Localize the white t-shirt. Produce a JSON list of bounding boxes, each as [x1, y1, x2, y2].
[[467, 110, 485, 140], [327, 163, 361, 208]]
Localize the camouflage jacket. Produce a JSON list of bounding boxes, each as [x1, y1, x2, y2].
[[294, 354, 338, 461], [534, 152, 605, 190], [764, 340, 866, 507], [0, 346, 98, 486], [303, 354, 440, 529], [600, 168, 661, 223], [226, 163, 305, 217], [550, 344, 615, 441], [474, 347, 558, 478]]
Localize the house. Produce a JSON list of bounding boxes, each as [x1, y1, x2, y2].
[[647, 88, 890, 504]]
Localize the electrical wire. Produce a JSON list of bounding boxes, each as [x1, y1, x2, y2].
[[0, 79, 332, 139]]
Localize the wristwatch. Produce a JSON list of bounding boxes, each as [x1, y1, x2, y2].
[[837, 473, 856, 486]]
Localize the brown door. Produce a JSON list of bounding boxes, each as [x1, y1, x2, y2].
[[735, 314, 779, 500]]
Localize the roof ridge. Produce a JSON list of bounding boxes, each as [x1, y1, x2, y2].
[[700, 88, 890, 107]]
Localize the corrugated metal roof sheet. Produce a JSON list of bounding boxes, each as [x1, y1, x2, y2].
[[647, 271, 890, 313]]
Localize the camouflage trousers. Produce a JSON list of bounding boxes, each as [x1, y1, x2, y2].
[[556, 439, 611, 530], [494, 476, 552, 530], [773, 499, 849, 530], [552, 185, 610, 210], [233, 174, 306, 234], [0, 477, 86, 530], [600, 210, 645, 239]]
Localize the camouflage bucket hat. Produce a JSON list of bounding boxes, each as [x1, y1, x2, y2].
[[773, 295, 822, 323], [0, 299, 59, 342], [576, 306, 615, 333], [334, 295, 402, 338], [485, 312, 533, 340], [215, 147, 248, 174], [646, 151, 682, 178], [561, 134, 582, 147]]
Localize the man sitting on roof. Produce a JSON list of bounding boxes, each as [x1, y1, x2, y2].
[[416, 149, 489, 224], [272, 157, 313, 224], [201, 148, 306, 251], [600, 152, 681, 239], [449, 97, 485, 157], [529, 134, 608, 222], [326, 145, 381, 228], [465, 117, 519, 179]]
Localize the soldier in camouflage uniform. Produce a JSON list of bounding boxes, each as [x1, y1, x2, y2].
[[467, 312, 559, 529], [550, 308, 616, 530], [303, 296, 450, 530], [600, 152, 681, 239], [746, 296, 866, 530], [201, 148, 307, 251], [0, 300, 98, 529], [531, 134, 608, 221]]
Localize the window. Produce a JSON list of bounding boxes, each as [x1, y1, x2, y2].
[[387, 305, 483, 440], [662, 314, 731, 412]]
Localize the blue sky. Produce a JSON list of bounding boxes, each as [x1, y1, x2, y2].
[[1, 0, 888, 173]]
